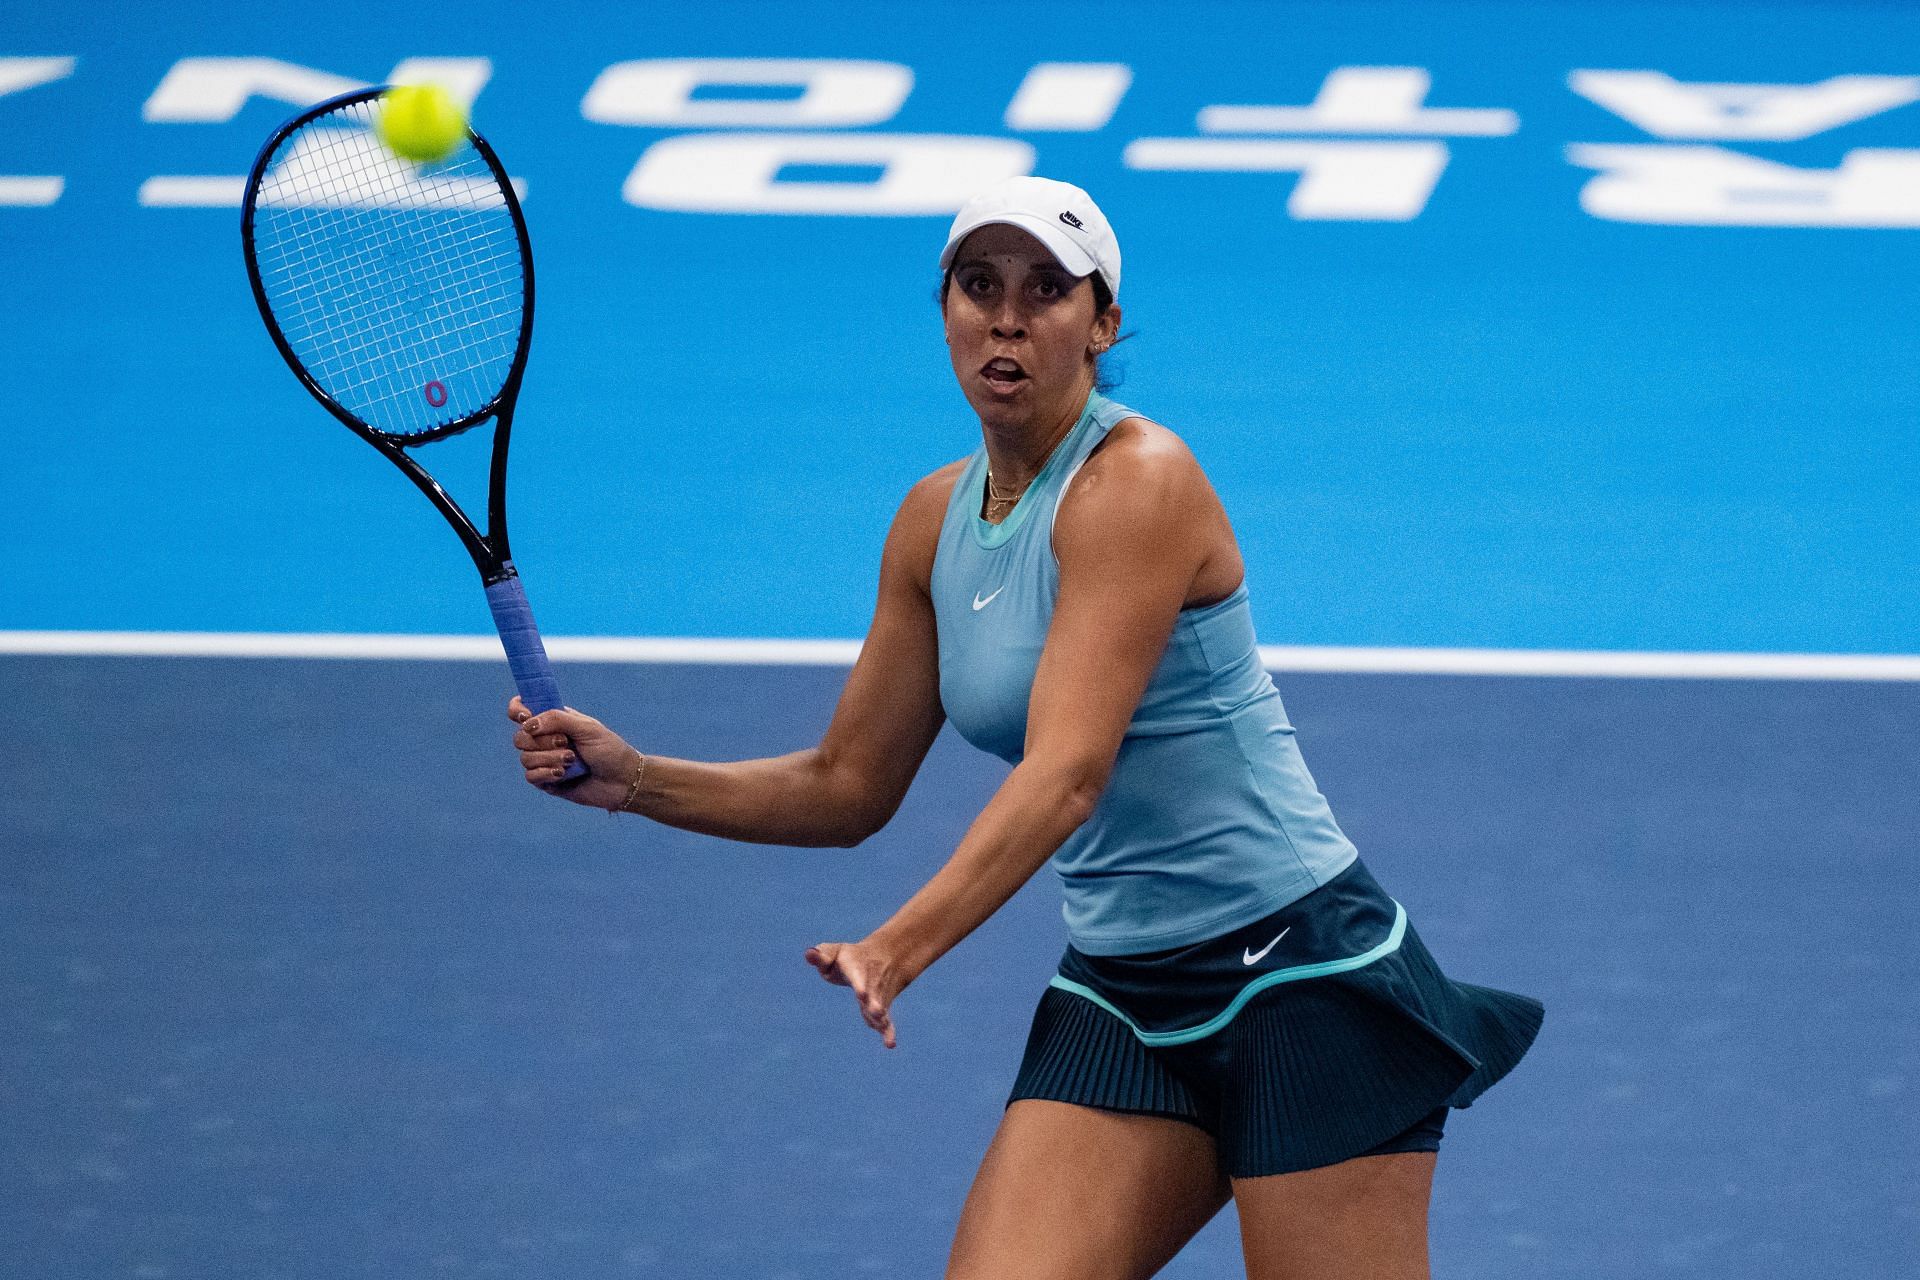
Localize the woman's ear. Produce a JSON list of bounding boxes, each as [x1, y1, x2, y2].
[[1093, 302, 1122, 354]]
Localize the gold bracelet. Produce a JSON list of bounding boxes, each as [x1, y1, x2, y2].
[[612, 753, 648, 816]]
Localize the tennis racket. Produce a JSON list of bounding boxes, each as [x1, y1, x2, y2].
[[241, 86, 584, 780]]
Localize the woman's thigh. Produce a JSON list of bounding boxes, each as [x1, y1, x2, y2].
[[946, 1099, 1232, 1280], [1232, 1151, 1437, 1280]]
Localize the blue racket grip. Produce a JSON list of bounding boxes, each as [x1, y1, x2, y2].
[[485, 573, 588, 781]]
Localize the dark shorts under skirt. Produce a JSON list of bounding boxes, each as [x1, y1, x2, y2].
[[1007, 858, 1544, 1178]]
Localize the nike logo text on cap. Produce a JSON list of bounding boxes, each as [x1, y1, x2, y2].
[[1243, 927, 1290, 965], [1059, 210, 1085, 230], [972, 586, 1004, 611]]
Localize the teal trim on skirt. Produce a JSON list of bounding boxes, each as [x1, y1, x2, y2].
[[1007, 859, 1544, 1178]]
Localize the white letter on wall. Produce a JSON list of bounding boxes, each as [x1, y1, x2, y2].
[[0, 57, 76, 206], [1125, 139, 1449, 221], [1199, 67, 1517, 136], [623, 133, 1033, 214], [584, 59, 911, 129], [1004, 63, 1132, 131], [144, 56, 492, 121], [1568, 144, 1920, 227], [0, 55, 76, 100], [1569, 71, 1920, 142], [140, 58, 497, 207]]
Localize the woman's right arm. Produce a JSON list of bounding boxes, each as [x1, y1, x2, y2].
[[509, 466, 955, 848]]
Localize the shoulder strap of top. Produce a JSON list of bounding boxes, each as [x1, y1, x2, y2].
[[1086, 392, 1138, 433], [940, 447, 988, 533], [1049, 393, 1139, 547]]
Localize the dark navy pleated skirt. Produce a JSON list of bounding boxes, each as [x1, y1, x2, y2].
[[1007, 858, 1544, 1178]]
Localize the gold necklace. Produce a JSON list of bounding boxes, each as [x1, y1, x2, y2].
[[986, 467, 1025, 508], [986, 410, 1078, 512]]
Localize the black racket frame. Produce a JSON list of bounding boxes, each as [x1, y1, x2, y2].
[[240, 86, 535, 587]]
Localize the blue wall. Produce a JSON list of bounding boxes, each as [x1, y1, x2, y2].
[[5, 1, 1917, 651]]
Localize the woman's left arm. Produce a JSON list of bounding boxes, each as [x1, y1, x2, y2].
[[806, 423, 1220, 1046]]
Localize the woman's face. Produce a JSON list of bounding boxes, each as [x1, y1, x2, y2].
[[942, 224, 1120, 430]]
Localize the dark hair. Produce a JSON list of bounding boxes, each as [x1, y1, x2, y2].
[[938, 267, 1131, 392]]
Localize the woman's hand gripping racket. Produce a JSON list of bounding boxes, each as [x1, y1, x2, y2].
[[242, 86, 585, 782]]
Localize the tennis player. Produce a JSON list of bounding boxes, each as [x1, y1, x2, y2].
[[510, 176, 1542, 1279]]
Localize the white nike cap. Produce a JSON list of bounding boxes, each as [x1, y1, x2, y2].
[[939, 175, 1122, 300]]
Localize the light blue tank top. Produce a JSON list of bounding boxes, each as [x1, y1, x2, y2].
[[930, 392, 1359, 956]]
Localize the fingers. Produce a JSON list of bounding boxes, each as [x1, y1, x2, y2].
[[861, 995, 898, 1049], [510, 702, 587, 783], [805, 945, 850, 986], [518, 708, 596, 741], [513, 727, 574, 752], [521, 747, 577, 786], [509, 698, 572, 751], [806, 945, 899, 1048]]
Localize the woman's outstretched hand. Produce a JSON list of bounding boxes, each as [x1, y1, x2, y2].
[[805, 940, 906, 1049], [508, 696, 642, 811]]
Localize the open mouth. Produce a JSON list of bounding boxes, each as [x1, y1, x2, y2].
[[981, 358, 1028, 386]]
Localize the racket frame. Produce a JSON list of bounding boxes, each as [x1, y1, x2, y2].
[[239, 86, 535, 587], [241, 86, 585, 776]]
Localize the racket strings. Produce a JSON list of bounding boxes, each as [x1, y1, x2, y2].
[[248, 98, 526, 440], [259, 117, 521, 432], [261, 112, 519, 357]]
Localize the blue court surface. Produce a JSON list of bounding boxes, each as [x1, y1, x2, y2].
[[8, 658, 1917, 1277], [5, 1, 1919, 1276]]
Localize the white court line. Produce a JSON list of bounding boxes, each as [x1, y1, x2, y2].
[[0, 631, 860, 665], [4, 631, 1920, 681]]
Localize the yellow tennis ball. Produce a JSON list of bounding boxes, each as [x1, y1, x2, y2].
[[377, 84, 467, 164]]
